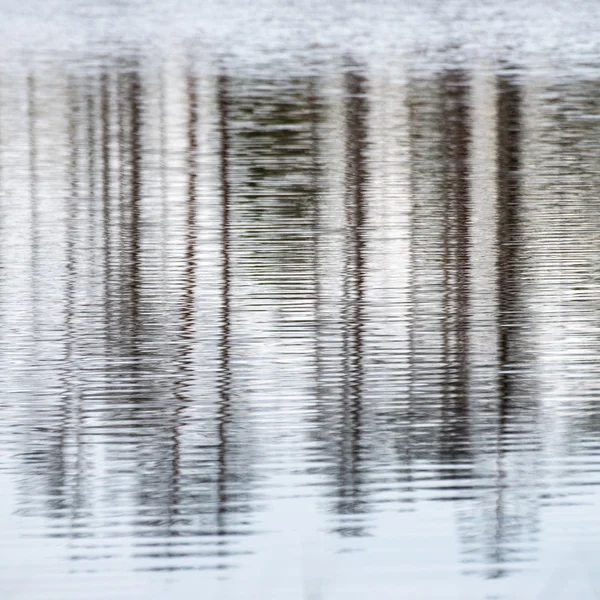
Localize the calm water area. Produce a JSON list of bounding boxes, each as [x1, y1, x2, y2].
[[3, 1, 600, 598]]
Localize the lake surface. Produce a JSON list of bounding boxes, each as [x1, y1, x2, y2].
[[3, 1, 600, 598]]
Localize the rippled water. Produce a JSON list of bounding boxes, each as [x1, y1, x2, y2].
[[3, 2, 600, 599]]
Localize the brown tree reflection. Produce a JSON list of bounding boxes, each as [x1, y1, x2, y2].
[[9, 64, 259, 571], [6, 57, 600, 584], [333, 68, 369, 536]]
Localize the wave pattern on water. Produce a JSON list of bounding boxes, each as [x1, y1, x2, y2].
[[2, 10, 600, 598]]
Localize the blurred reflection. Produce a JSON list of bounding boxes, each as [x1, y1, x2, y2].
[[330, 68, 369, 537], [458, 69, 541, 579], [3, 52, 600, 589]]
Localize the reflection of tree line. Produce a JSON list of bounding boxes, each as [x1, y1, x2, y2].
[[16, 66, 255, 568], [482, 72, 538, 578], [310, 66, 540, 572], [11, 61, 600, 576], [335, 70, 368, 536]]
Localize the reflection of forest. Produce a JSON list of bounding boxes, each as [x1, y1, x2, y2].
[[2, 57, 600, 576]]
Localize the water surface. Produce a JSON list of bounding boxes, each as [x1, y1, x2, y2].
[[2, 2, 600, 599]]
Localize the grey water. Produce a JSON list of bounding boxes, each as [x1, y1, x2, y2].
[[3, 1, 600, 598]]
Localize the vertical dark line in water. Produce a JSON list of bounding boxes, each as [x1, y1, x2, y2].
[[39, 78, 72, 523], [403, 76, 425, 489], [158, 67, 168, 273], [0, 82, 3, 276], [87, 90, 96, 195], [439, 70, 471, 468], [117, 73, 128, 345], [25, 74, 52, 511], [101, 72, 112, 344], [216, 73, 232, 551], [0, 82, 3, 321], [497, 73, 521, 401], [182, 71, 198, 343], [128, 70, 142, 339], [117, 68, 143, 351], [0, 83, 2, 278], [493, 69, 522, 578], [27, 75, 40, 338], [77, 82, 93, 527], [118, 73, 130, 345], [64, 81, 80, 531], [338, 67, 367, 533], [308, 76, 326, 435], [86, 87, 97, 252], [440, 76, 453, 409]]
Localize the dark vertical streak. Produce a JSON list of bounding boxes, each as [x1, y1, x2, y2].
[[337, 67, 367, 533], [439, 70, 471, 468], [403, 75, 427, 492], [182, 72, 198, 341], [116, 73, 128, 345], [27, 75, 40, 336], [116, 69, 142, 349], [129, 71, 142, 337], [158, 67, 168, 271], [101, 71, 112, 343], [497, 72, 521, 400], [309, 77, 326, 427], [216, 74, 232, 549], [44, 77, 71, 519], [86, 88, 97, 253], [0, 83, 2, 280], [492, 69, 522, 578], [68, 81, 84, 529]]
